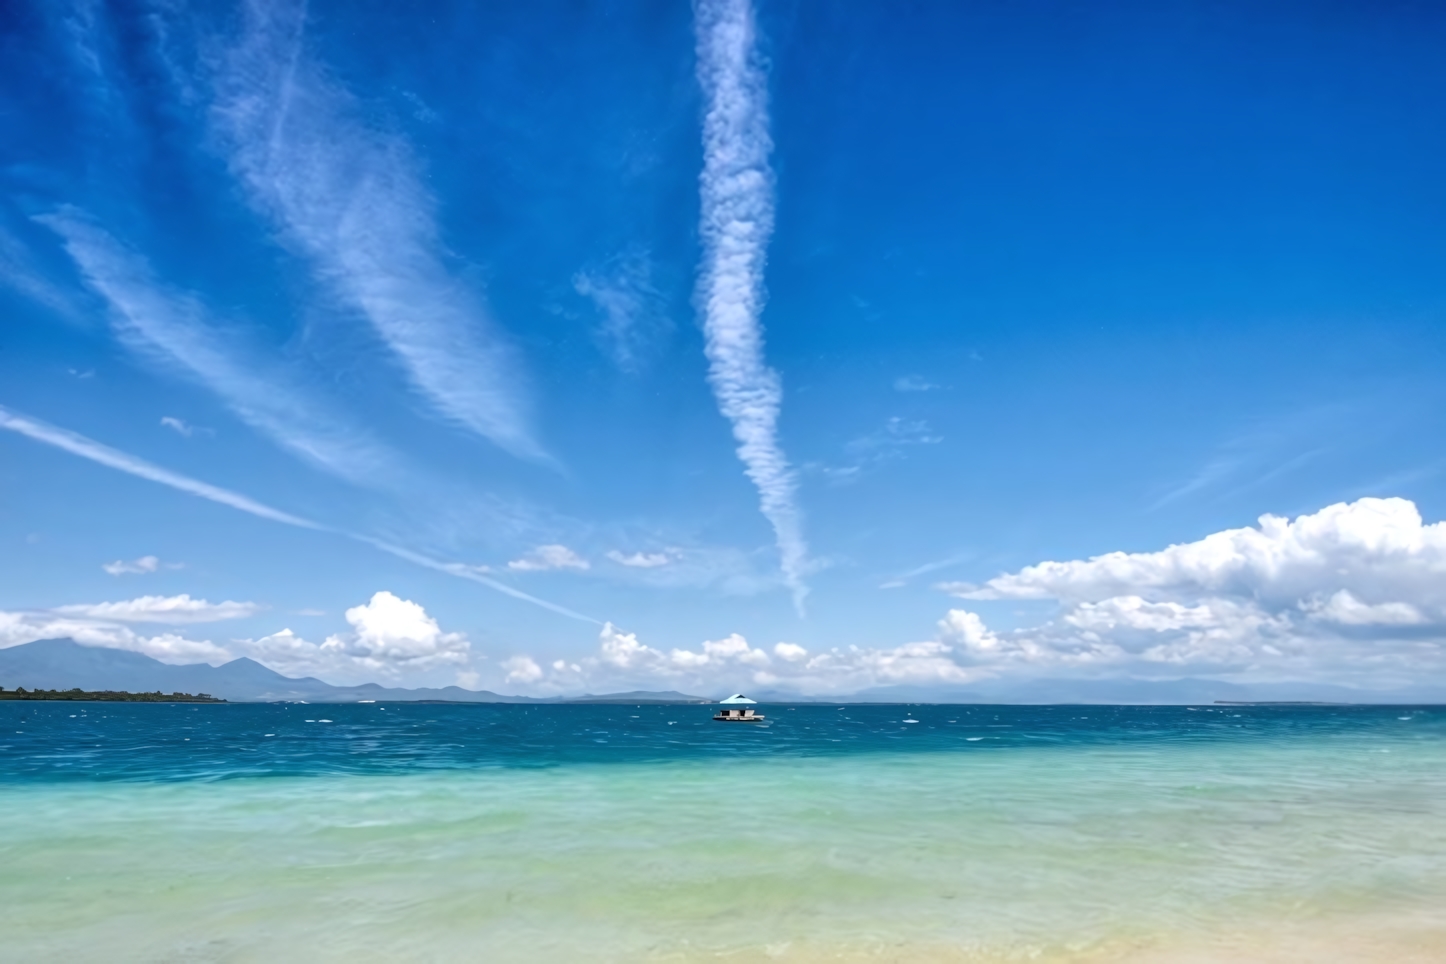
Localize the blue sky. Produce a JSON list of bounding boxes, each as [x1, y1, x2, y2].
[[3, 0, 1446, 695]]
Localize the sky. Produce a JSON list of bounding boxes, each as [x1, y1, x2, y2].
[[3, 0, 1446, 697]]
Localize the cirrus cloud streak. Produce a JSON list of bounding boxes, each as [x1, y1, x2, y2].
[[694, 0, 808, 609]]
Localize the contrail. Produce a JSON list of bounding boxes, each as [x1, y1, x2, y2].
[[354, 537, 602, 625], [0, 405, 319, 529], [694, 0, 809, 611], [0, 404, 597, 623]]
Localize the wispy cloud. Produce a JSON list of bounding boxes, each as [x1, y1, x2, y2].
[[103, 555, 166, 576], [357, 538, 601, 624], [606, 549, 673, 569], [56, 594, 259, 624], [893, 375, 939, 393], [846, 417, 943, 455], [879, 552, 973, 589], [809, 417, 944, 486], [0, 403, 319, 528], [213, 0, 545, 461], [573, 248, 670, 372], [160, 416, 198, 437], [694, 0, 808, 610], [36, 210, 401, 486], [0, 403, 598, 623], [0, 224, 88, 325], [508, 544, 591, 572]]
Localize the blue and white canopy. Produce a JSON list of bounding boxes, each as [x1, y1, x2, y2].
[[718, 694, 756, 704]]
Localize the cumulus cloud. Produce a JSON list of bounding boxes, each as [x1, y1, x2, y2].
[[316, 591, 469, 670], [508, 545, 590, 572], [503, 655, 544, 684], [496, 498, 1446, 695], [950, 497, 1446, 609], [229, 592, 470, 680], [694, 0, 809, 609], [926, 497, 1446, 685], [54, 594, 259, 624], [606, 550, 673, 569], [594, 623, 772, 677], [499, 622, 996, 696], [0, 610, 231, 665], [103, 555, 161, 576], [1302, 590, 1425, 627], [1, 590, 470, 682]]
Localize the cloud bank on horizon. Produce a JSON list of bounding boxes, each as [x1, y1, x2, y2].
[[6, 499, 1445, 694]]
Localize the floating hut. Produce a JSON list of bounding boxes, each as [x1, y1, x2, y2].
[[713, 706, 765, 722], [713, 695, 764, 722]]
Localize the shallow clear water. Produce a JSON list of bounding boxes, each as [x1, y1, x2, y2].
[[3, 703, 1445, 961]]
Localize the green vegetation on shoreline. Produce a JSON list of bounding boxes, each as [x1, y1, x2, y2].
[[0, 686, 225, 703]]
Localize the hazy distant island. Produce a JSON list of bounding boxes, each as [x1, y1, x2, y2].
[[0, 685, 225, 703]]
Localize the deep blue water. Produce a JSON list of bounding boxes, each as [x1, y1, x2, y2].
[[3, 701, 1443, 782]]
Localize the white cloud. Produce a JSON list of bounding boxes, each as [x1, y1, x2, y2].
[[1, 592, 469, 682], [846, 417, 943, 455], [606, 550, 672, 569], [103, 555, 161, 576], [949, 497, 1446, 608], [319, 591, 469, 669], [1302, 590, 1426, 627], [0, 610, 231, 665], [0, 223, 88, 325], [0, 403, 320, 529], [505, 623, 978, 696], [0, 405, 594, 623], [694, 0, 809, 610], [36, 211, 402, 487], [878, 552, 970, 589], [574, 249, 670, 371], [893, 375, 939, 393], [54, 594, 260, 624], [816, 418, 944, 486], [237, 591, 470, 680], [702, 633, 771, 667], [503, 655, 543, 684], [924, 498, 1446, 685], [495, 498, 1446, 696], [215, 0, 544, 461], [592, 622, 773, 679], [508, 545, 590, 572]]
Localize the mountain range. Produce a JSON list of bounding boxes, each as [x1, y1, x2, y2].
[[2, 638, 1442, 704], [0, 639, 710, 704]]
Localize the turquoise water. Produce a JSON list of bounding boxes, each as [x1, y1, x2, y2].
[[3, 703, 1445, 961]]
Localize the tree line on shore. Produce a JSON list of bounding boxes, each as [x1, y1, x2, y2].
[[0, 686, 225, 702]]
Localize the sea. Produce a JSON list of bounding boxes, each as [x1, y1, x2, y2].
[[2, 701, 1444, 962]]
